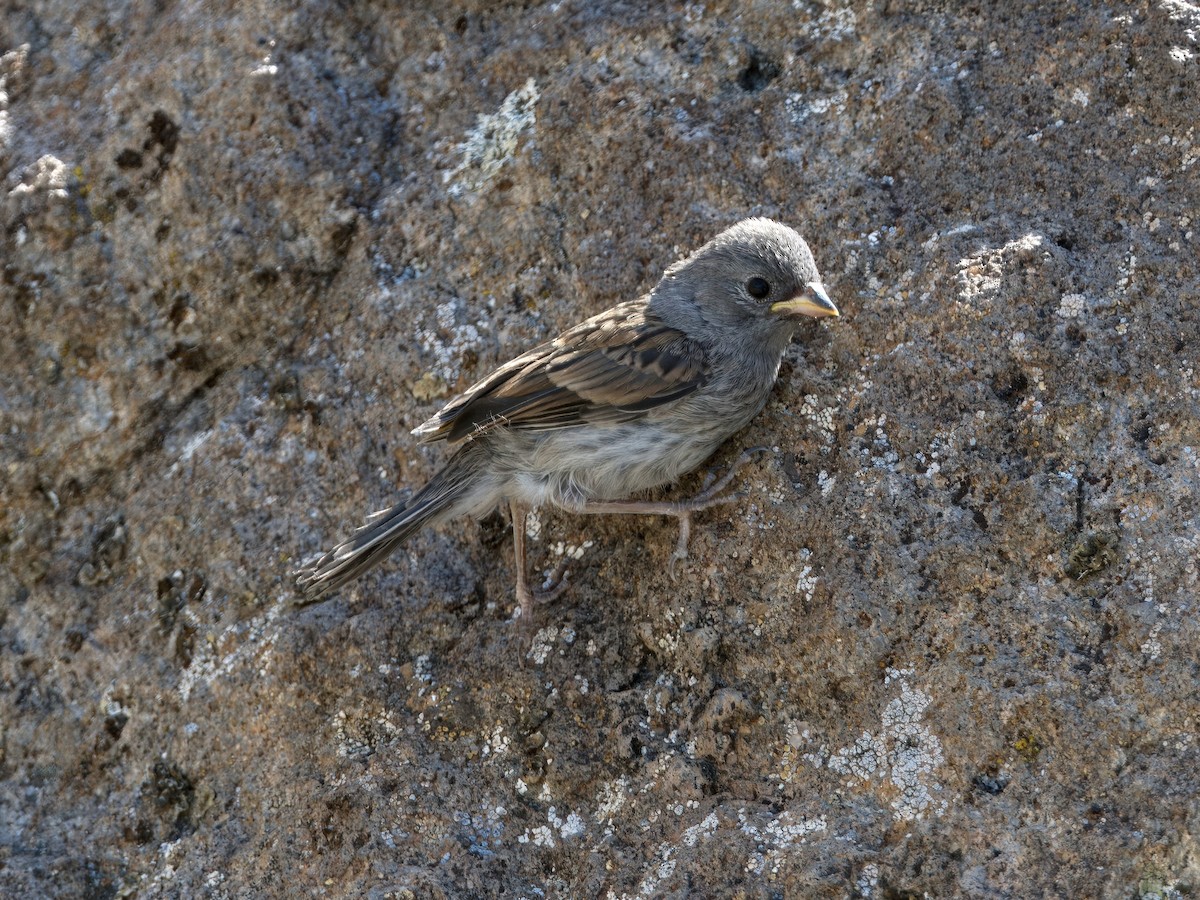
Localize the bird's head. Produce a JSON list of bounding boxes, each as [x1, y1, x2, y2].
[[653, 218, 838, 342]]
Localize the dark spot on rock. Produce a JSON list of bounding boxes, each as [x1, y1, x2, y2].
[[253, 265, 280, 288], [991, 367, 1029, 404], [269, 370, 303, 411], [148, 758, 204, 839], [146, 110, 180, 159], [77, 515, 129, 587], [167, 294, 192, 328], [104, 709, 129, 740], [737, 48, 780, 92], [951, 478, 970, 506], [1065, 531, 1119, 580], [151, 759, 194, 810], [136, 110, 180, 178], [330, 214, 358, 257], [478, 508, 509, 549], [974, 772, 1012, 792], [175, 622, 196, 668], [157, 570, 206, 633], [64, 628, 86, 653], [167, 342, 210, 371], [115, 148, 143, 169], [125, 819, 155, 844]]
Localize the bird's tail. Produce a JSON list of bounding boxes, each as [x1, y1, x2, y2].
[[295, 442, 491, 603]]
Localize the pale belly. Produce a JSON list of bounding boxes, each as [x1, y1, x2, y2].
[[490, 384, 772, 510]]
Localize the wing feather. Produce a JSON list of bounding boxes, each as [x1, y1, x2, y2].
[[412, 300, 708, 443]]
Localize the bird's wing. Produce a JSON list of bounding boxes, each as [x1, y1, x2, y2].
[[412, 301, 709, 443]]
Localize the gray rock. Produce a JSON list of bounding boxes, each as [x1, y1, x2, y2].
[[2, 2, 1198, 897]]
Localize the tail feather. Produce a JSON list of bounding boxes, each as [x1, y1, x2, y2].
[[295, 444, 487, 603]]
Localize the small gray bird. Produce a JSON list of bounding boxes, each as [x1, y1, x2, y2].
[[296, 218, 838, 619]]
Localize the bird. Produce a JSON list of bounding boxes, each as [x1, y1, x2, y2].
[[295, 218, 839, 622]]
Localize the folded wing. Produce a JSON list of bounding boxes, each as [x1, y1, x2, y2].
[[412, 301, 709, 443]]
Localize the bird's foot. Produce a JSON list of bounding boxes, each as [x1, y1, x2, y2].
[[535, 557, 572, 603], [694, 446, 771, 502], [665, 447, 769, 579], [577, 447, 771, 579]]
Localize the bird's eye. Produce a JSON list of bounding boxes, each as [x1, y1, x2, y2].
[[746, 276, 771, 299]]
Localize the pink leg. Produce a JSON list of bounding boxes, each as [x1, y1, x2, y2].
[[574, 447, 766, 578], [509, 501, 571, 625]]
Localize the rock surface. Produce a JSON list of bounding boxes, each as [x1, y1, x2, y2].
[[2, 2, 1199, 897]]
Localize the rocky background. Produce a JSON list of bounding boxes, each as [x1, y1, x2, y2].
[[2, 1, 1198, 897]]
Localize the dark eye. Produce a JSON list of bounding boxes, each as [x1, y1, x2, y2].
[[746, 276, 771, 299]]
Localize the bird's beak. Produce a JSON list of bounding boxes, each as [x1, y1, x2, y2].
[[770, 282, 839, 319]]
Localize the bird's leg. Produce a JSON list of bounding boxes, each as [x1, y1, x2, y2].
[[575, 447, 768, 578], [510, 501, 536, 624], [509, 501, 571, 625]]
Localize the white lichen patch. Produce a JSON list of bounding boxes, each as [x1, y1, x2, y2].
[[809, 668, 948, 821], [1115, 245, 1138, 296], [785, 89, 849, 125], [550, 806, 585, 840], [331, 709, 369, 757], [416, 297, 487, 384], [864, 414, 900, 472], [607, 804, 822, 898], [615, 839, 685, 899], [9, 153, 70, 199], [795, 556, 817, 601], [517, 824, 555, 848], [955, 233, 1047, 310], [799, 394, 837, 444], [526, 626, 560, 665], [177, 599, 283, 702], [682, 812, 719, 846], [648, 605, 694, 654], [0, 45, 30, 151], [1141, 622, 1164, 660], [549, 539, 594, 560], [516, 805, 584, 848], [412, 653, 434, 686], [794, 2, 858, 42], [1057, 292, 1087, 318], [857, 863, 881, 896], [594, 777, 632, 834], [524, 508, 543, 540], [332, 705, 400, 757], [817, 470, 837, 497], [482, 722, 511, 757], [447, 77, 540, 195], [739, 808, 828, 877], [452, 805, 506, 857], [1162, 0, 1200, 41]]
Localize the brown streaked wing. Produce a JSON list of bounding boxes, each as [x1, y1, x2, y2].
[[411, 302, 709, 443]]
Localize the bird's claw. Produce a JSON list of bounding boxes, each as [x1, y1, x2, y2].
[[668, 548, 687, 582], [668, 513, 693, 581], [535, 560, 571, 603], [693, 447, 771, 505]]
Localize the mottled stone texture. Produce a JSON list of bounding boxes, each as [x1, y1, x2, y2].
[[2, 1, 1198, 897]]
